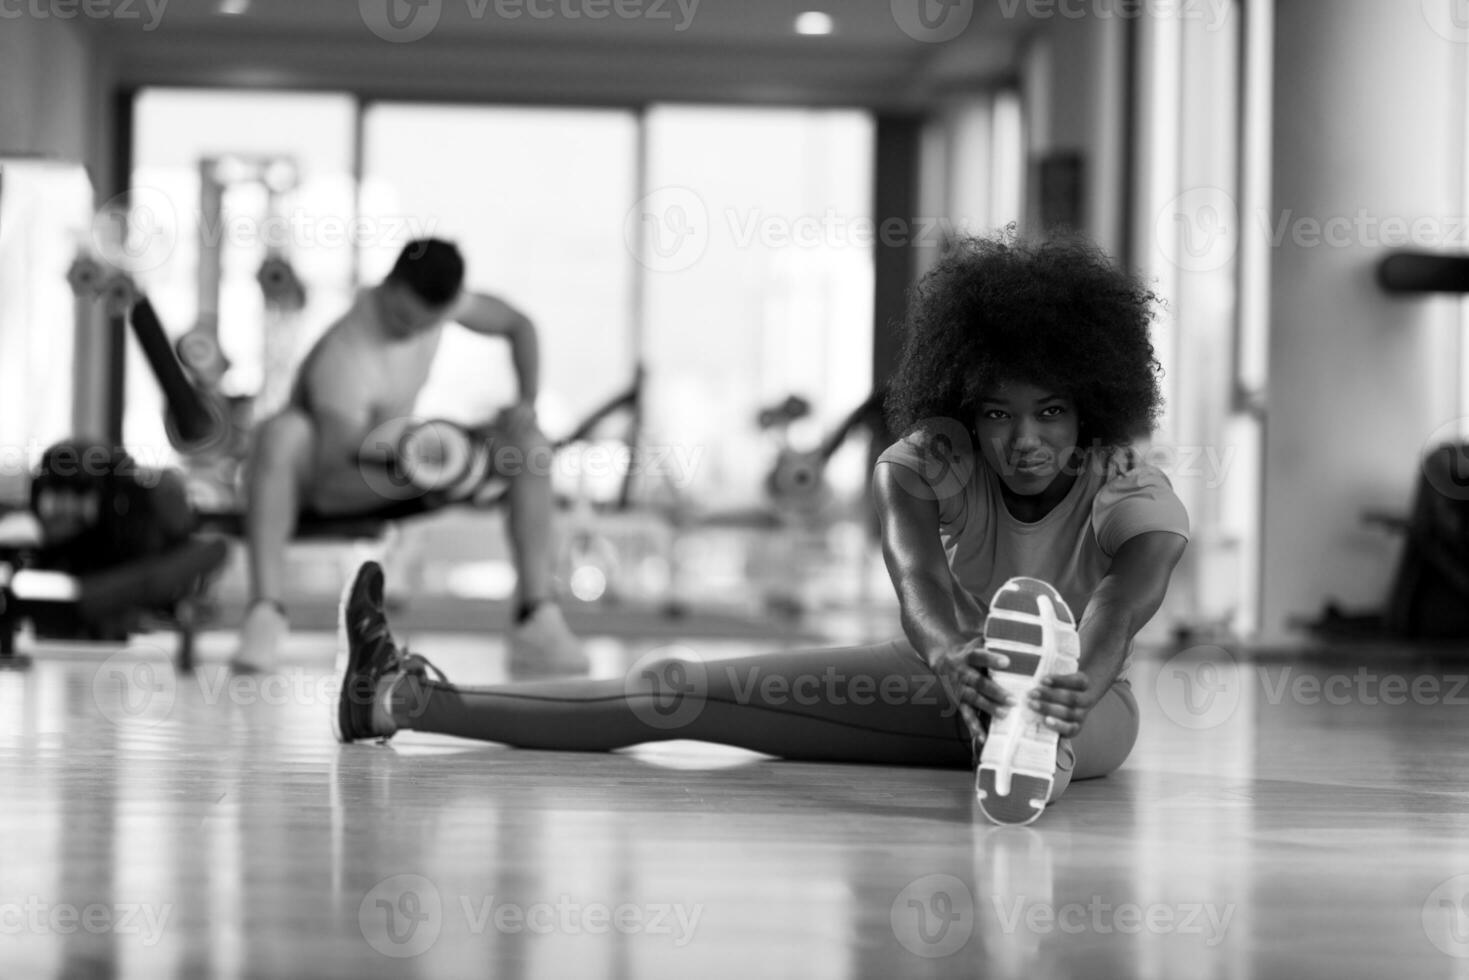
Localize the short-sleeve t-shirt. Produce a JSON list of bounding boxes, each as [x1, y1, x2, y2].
[[876, 432, 1190, 655]]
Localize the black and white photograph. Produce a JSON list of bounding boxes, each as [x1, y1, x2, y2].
[[1, 1, 1466, 977]]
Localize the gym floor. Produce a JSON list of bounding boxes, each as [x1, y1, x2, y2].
[[1, 630, 1466, 979]]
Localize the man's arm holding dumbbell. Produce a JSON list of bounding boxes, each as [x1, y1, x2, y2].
[[453, 293, 540, 428]]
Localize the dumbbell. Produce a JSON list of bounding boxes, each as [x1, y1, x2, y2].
[[395, 420, 509, 504]]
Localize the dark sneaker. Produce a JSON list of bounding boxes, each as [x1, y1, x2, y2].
[[332, 562, 410, 743], [976, 577, 1080, 826]]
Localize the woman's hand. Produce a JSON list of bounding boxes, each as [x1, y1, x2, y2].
[[932, 639, 1017, 740], [1026, 672, 1098, 738]]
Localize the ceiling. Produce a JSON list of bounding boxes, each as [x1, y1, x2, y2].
[[92, 0, 1038, 109]]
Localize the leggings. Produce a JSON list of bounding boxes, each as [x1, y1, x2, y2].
[[394, 637, 1140, 801]]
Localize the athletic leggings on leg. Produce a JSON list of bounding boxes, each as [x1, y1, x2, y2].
[[395, 638, 1139, 801]]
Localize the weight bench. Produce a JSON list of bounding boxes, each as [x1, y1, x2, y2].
[[194, 494, 448, 541]]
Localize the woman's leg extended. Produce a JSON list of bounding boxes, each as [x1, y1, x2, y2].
[[1047, 679, 1140, 801], [394, 638, 973, 767]]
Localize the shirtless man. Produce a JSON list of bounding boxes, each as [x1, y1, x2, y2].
[[231, 238, 583, 675]]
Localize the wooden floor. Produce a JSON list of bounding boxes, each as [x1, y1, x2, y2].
[[2, 630, 1468, 979]]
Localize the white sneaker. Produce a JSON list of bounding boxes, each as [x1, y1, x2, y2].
[[230, 601, 287, 674], [975, 577, 1080, 826], [509, 603, 587, 677]]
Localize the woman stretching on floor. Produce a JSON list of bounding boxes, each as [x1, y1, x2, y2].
[[330, 233, 1189, 825]]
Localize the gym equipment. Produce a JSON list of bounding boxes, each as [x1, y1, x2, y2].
[[1307, 443, 1469, 641], [407, 365, 648, 504], [193, 363, 651, 540], [184, 155, 304, 405], [1377, 251, 1469, 294], [1347, 442, 1469, 639], [716, 390, 886, 620], [1317, 250, 1469, 638], [68, 256, 230, 455], [171, 156, 306, 511], [763, 391, 885, 513], [394, 418, 503, 501], [0, 260, 244, 669]]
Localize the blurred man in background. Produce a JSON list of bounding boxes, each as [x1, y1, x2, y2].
[[233, 238, 583, 677]]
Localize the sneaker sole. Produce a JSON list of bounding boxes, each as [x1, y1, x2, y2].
[[976, 577, 1079, 826]]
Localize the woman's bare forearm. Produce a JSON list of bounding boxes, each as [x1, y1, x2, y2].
[[1075, 594, 1141, 693], [1075, 532, 1185, 690], [875, 465, 970, 665], [890, 564, 971, 665]]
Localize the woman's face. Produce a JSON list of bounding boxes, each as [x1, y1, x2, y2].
[[974, 381, 1081, 497]]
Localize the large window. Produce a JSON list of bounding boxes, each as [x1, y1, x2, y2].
[[639, 106, 875, 508], [0, 160, 93, 498], [1132, 0, 1257, 634], [130, 89, 358, 459], [129, 91, 876, 514], [361, 104, 640, 433]]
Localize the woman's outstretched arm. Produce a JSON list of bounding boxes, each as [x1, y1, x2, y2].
[[1031, 530, 1187, 736], [873, 463, 1014, 735]]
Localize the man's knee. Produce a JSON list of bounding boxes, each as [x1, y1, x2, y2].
[[491, 416, 553, 480]]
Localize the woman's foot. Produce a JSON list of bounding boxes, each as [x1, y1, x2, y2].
[[333, 561, 442, 742], [975, 577, 1080, 826]]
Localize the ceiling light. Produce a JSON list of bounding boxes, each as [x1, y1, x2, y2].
[[795, 11, 833, 35], [219, 0, 250, 15]]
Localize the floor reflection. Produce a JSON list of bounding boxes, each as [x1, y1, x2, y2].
[[2, 635, 1468, 978]]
